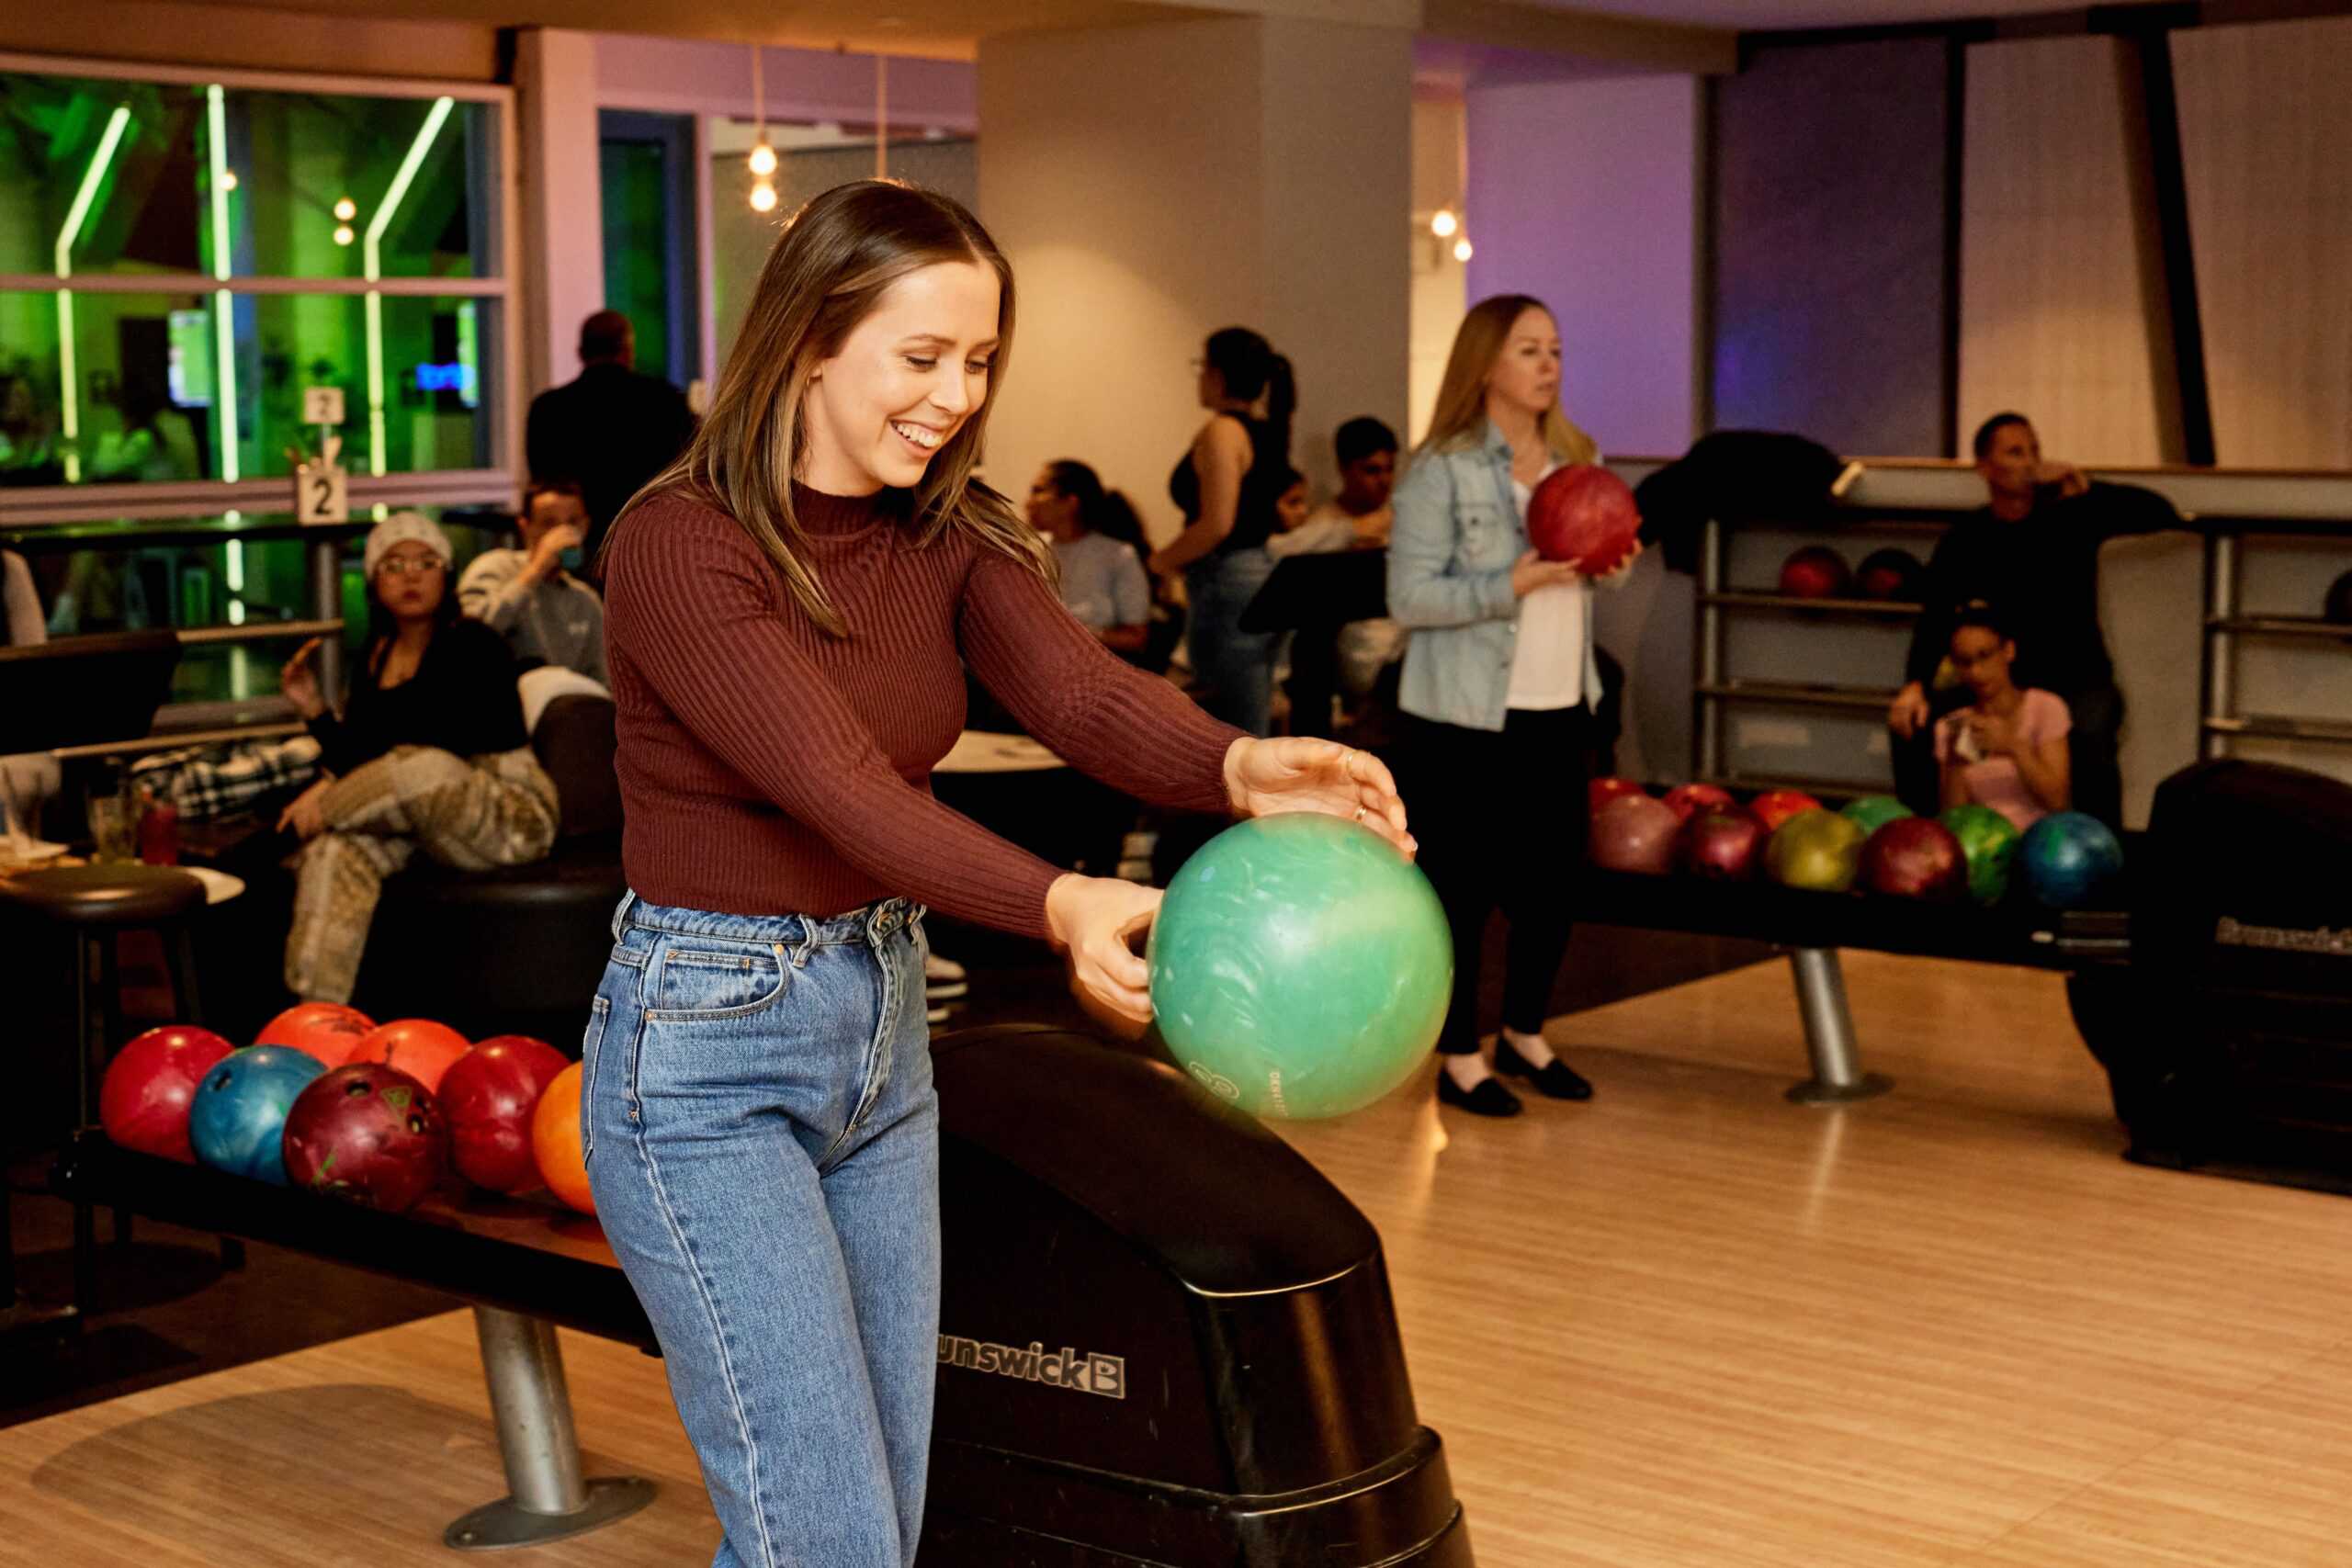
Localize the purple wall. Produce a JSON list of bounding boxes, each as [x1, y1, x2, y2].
[[1709, 39, 1955, 455], [1465, 75, 1701, 459]]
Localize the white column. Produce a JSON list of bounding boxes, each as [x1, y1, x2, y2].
[[978, 15, 1411, 540], [515, 28, 605, 400]]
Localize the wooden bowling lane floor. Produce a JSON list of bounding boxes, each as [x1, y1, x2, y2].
[[8, 952, 2352, 1566]]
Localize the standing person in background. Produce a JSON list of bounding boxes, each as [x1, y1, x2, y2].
[[459, 479, 608, 683], [1148, 326, 1294, 738], [1885, 412, 2177, 828], [526, 310, 698, 564], [1025, 460, 1151, 656], [1389, 294, 1638, 1118]]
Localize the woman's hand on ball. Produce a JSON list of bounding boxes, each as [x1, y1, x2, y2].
[[1045, 874, 1160, 1025], [1511, 549, 1581, 598], [1222, 738, 1414, 859]]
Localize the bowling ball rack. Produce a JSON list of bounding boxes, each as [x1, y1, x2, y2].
[[1568, 852, 2133, 1104], [53, 1028, 1475, 1566]]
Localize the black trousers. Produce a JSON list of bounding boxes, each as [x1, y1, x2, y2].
[[1891, 682, 2125, 829], [1405, 706, 1592, 1055]]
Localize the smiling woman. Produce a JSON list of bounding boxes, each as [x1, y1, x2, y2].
[[587, 179, 1416, 1568]]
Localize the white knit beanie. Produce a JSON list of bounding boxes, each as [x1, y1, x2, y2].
[[363, 511, 455, 578]]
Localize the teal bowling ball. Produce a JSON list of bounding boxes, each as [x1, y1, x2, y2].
[[2019, 811, 2124, 909], [1148, 813, 1452, 1121], [189, 1044, 327, 1184]]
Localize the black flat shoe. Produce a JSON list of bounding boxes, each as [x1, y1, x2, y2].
[[1494, 1037, 1594, 1101], [1436, 1070, 1522, 1117]]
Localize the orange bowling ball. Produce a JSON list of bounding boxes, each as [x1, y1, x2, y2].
[[347, 1018, 472, 1094], [255, 1001, 377, 1068], [531, 1062, 594, 1215]]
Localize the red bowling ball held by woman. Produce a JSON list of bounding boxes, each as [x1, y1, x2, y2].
[[587, 179, 1410, 1567]]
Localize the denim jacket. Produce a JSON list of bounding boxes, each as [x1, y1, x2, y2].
[[1386, 421, 1600, 733]]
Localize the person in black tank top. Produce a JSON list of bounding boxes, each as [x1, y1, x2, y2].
[[1147, 327, 1295, 737]]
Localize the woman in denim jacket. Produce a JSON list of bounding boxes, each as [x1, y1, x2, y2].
[[1388, 293, 1636, 1117]]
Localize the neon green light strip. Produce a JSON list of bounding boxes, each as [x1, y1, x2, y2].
[[208, 85, 241, 483], [365, 96, 455, 477], [53, 104, 132, 483]]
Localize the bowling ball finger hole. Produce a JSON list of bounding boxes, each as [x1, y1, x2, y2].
[[342, 1080, 370, 1098]]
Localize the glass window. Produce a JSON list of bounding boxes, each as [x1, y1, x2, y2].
[[0, 73, 209, 278], [1, 67, 503, 492], [231, 91, 491, 282], [1, 289, 494, 485]]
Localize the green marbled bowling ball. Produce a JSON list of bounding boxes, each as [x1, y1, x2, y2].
[[1840, 794, 1915, 837], [1148, 813, 1452, 1121], [1938, 803, 2024, 906]]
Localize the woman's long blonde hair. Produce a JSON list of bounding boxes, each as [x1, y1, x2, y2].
[[1419, 294, 1600, 466], [618, 180, 1049, 636]]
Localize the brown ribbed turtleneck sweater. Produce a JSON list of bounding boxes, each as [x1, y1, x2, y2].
[[602, 485, 1244, 938]]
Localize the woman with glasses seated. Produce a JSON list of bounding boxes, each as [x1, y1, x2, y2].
[[275, 511, 560, 1004]]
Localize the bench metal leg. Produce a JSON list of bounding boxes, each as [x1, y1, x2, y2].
[[1785, 948, 1893, 1106], [445, 1306, 657, 1550]]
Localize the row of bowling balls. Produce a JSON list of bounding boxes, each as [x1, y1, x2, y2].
[[96, 1002, 595, 1217], [1588, 778, 2124, 909], [1778, 545, 1925, 602]]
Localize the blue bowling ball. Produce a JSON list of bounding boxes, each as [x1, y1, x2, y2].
[[188, 1045, 327, 1184], [2019, 811, 2124, 909]]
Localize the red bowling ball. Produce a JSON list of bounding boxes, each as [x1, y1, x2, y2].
[[254, 1001, 377, 1068], [1526, 464, 1641, 575], [1678, 808, 1768, 881], [440, 1034, 571, 1194], [1661, 782, 1737, 824], [1778, 546, 1852, 599], [346, 1018, 472, 1094], [1590, 793, 1681, 874], [1860, 818, 1968, 902], [1588, 776, 1648, 817], [281, 1063, 448, 1213], [100, 1024, 235, 1162], [1747, 789, 1824, 832]]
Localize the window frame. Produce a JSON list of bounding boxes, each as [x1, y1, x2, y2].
[[0, 51, 521, 525]]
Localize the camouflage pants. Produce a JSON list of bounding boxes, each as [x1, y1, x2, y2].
[[285, 745, 560, 1003]]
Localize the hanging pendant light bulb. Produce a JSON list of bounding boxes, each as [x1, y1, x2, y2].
[[1430, 209, 1458, 239], [746, 43, 776, 181], [1453, 236, 1473, 264], [750, 180, 778, 213]]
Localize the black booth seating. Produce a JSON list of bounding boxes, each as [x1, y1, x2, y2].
[[350, 693, 625, 1047]]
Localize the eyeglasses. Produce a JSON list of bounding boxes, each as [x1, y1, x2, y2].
[[378, 557, 446, 578]]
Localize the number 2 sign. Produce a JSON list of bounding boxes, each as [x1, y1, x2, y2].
[[297, 459, 348, 525]]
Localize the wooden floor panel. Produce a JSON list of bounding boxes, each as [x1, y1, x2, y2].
[[8, 951, 2352, 1565]]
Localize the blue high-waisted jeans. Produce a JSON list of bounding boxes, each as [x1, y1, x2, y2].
[[582, 890, 938, 1568]]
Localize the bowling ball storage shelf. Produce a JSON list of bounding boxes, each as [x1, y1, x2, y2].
[[1566, 850, 2132, 1105]]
